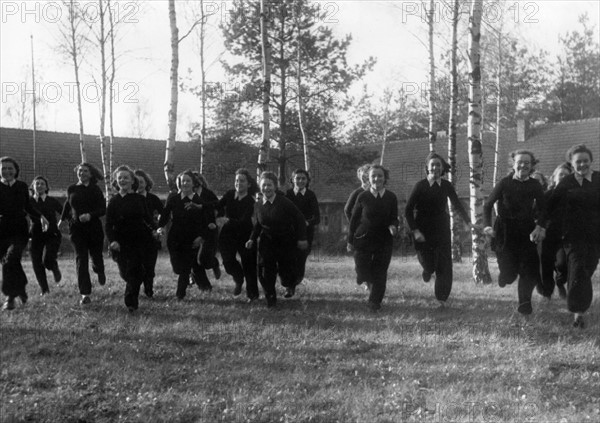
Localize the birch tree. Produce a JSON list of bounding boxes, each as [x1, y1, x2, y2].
[[165, 0, 179, 191], [447, 0, 462, 262], [467, 0, 492, 284], [257, 0, 271, 177], [427, 0, 436, 152]]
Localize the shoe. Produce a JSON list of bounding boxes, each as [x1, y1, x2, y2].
[[144, 289, 153, 299], [247, 296, 259, 304], [18, 294, 27, 305], [422, 270, 432, 283], [213, 265, 221, 280], [517, 301, 532, 315], [40, 290, 49, 297], [573, 315, 585, 329], [3, 298, 15, 311], [198, 285, 212, 292], [98, 272, 106, 286], [127, 306, 136, 314], [52, 267, 62, 283], [368, 301, 381, 312], [80, 295, 91, 305], [284, 287, 295, 298], [557, 284, 567, 299], [233, 282, 243, 297]]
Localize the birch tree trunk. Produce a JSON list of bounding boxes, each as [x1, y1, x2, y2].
[[427, 0, 436, 152], [296, 16, 309, 171], [108, 0, 115, 179], [199, 0, 206, 174], [467, 0, 492, 284], [448, 0, 462, 262], [98, 0, 111, 198], [257, 0, 271, 178], [493, 23, 503, 187], [380, 89, 392, 165], [67, 0, 87, 162], [165, 0, 179, 192]]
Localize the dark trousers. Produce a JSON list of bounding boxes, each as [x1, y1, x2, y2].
[[257, 234, 296, 302], [142, 240, 160, 296], [114, 241, 147, 309], [540, 237, 568, 297], [169, 247, 205, 299], [354, 242, 393, 306], [1, 235, 29, 299], [70, 223, 105, 296], [416, 240, 453, 302], [496, 240, 540, 309], [294, 241, 312, 285], [197, 228, 220, 271], [564, 243, 599, 313], [220, 236, 258, 299], [30, 234, 61, 293]]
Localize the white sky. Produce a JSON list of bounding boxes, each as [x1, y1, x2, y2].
[[1, 0, 598, 140]]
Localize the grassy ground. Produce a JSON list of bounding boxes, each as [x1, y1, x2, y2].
[[1, 253, 599, 423]]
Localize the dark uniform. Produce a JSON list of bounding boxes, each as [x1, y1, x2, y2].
[[30, 194, 63, 294], [139, 191, 164, 297]]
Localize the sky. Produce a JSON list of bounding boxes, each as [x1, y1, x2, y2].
[[1, 0, 598, 140]]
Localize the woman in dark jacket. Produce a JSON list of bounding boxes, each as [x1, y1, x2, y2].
[[245, 171, 308, 308], [29, 176, 63, 295], [483, 150, 546, 315], [546, 145, 600, 329], [1, 157, 47, 310], [106, 166, 156, 312], [134, 169, 164, 298], [405, 153, 472, 307], [158, 170, 213, 300], [348, 164, 399, 311], [60, 162, 106, 305], [344, 164, 371, 222], [285, 169, 320, 292], [217, 168, 258, 300]]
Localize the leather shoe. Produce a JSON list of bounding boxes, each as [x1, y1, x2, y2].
[[80, 295, 91, 305], [3, 298, 15, 311], [233, 282, 243, 297], [284, 287, 295, 298], [98, 272, 106, 286], [52, 267, 62, 283]]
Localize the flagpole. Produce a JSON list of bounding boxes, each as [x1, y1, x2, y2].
[[31, 34, 37, 176]]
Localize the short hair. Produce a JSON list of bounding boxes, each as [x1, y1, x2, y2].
[[509, 150, 539, 168], [31, 175, 50, 194], [369, 164, 390, 184], [74, 162, 104, 185], [548, 162, 573, 190], [424, 152, 451, 176], [176, 169, 200, 190], [259, 171, 278, 187], [134, 169, 154, 192], [111, 165, 139, 192], [566, 144, 593, 162], [290, 168, 311, 188], [235, 168, 258, 196], [357, 164, 371, 184], [0, 156, 20, 178]]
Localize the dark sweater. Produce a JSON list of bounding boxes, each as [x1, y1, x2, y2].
[[158, 193, 207, 249], [141, 192, 164, 222], [106, 193, 155, 244], [405, 179, 470, 244], [348, 190, 399, 247], [483, 175, 546, 228], [285, 188, 320, 227], [344, 187, 365, 222], [547, 171, 600, 245], [250, 194, 307, 242], [30, 195, 63, 237], [60, 183, 106, 225], [0, 180, 41, 238], [217, 190, 255, 239]]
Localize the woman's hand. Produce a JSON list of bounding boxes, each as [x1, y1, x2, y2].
[[245, 240, 254, 250], [483, 226, 495, 237], [185, 202, 202, 210], [79, 213, 91, 223], [413, 229, 425, 243], [40, 216, 49, 232], [109, 241, 120, 252], [529, 225, 546, 243], [192, 236, 203, 248], [346, 243, 353, 253], [208, 223, 217, 230], [388, 225, 398, 236]]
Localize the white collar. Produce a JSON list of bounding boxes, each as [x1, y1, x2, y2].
[[427, 176, 442, 186], [294, 187, 307, 195], [34, 193, 47, 201], [370, 188, 386, 198], [262, 194, 276, 204], [234, 191, 248, 200], [1, 179, 16, 186], [574, 172, 593, 185], [180, 192, 195, 200]]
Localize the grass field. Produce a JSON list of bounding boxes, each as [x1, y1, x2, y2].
[[1, 253, 599, 423]]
